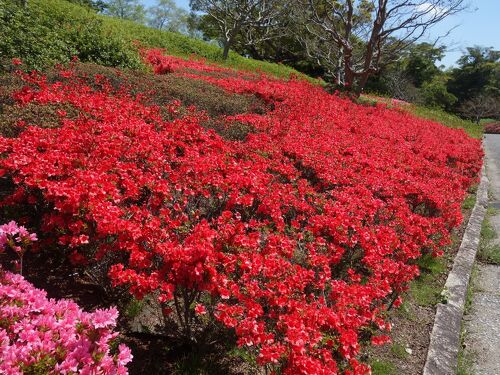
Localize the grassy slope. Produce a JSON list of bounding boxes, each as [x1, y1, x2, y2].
[[409, 105, 483, 139], [0, 0, 310, 81], [102, 17, 311, 80], [359, 96, 482, 140]]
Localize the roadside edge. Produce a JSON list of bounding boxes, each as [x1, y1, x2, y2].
[[423, 162, 488, 375]]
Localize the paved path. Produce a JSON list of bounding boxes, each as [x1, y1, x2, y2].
[[463, 134, 500, 375]]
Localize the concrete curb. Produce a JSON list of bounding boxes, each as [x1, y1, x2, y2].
[[423, 164, 489, 375]]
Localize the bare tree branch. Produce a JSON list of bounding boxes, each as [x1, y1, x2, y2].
[[298, 0, 467, 95]]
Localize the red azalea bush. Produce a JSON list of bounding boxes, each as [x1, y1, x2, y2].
[[484, 122, 500, 134], [0, 52, 482, 374]]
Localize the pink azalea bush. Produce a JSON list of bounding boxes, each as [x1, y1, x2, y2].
[[0, 221, 37, 250], [0, 223, 132, 374]]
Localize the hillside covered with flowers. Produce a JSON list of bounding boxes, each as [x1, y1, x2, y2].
[[0, 50, 482, 374]]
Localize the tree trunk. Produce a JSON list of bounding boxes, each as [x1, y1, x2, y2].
[[335, 54, 343, 86], [356, 72, 371, 97], [342, 46, 358, 94], [248, 45, 263, 61], [222, 42, 231, 60], [221, 23, 242, 60], [343, 63, 355, 93]]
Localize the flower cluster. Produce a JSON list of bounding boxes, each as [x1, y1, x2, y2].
[[0, 54, 482, 374], [0, 266, 131, 374], [0, 221, 37, 253], [0, 221, 37, 274]]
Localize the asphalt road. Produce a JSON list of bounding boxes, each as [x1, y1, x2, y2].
[[484, 135, 500, 202], [462, 134, 500, 375]]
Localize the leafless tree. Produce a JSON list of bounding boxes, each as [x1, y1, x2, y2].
[[299, 0, 467, 95], [189, 0, 286, 60], [385, 69, 419, 102], [460, 95, 500, 124]]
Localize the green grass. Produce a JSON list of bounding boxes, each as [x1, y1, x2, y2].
[[457, 332, 475, 375], [173, 352, 208, 375], [481, 244, 500, 264], [389, 343, 408, 359], [359, 95, 483, 139], [410, 275, 444, 306], [462, 194, 477, 210], [457, 265, 478, 375], [478, 208, 500, 265], [409, 251, 449, 306], [370, 359, 397, 375], [102, 16, 313, 81], [124, 298, 144, 319], [480, 118, 497, 125], [395, 300, 415, 321], [418, 253, 447, 274], [408, 105, 483, 139], [464, 265, 479, 316]]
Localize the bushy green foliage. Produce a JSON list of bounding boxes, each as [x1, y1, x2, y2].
[[67, 0, 106, 12], [405, 43, 445, 88], [0, 0, 141, 70], [448, 46, 500, 105], [421, 75, 458, 110]]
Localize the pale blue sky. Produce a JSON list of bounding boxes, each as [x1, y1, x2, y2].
[[142, 0, 500, 68], [424, 0, 500, 67]]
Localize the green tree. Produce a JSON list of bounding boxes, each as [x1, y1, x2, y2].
[[189, 13, 218, 40], [421, 75, 457, 110], [191, 6, 320, 74], [405, 43, 445, 87], [365, 42, 448, 103], [105, 0, 145, 23], [148, 0, 188, 33], [447, 46, 500, 105]]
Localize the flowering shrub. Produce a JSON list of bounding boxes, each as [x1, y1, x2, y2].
[[0, 220, 37, 274], [484, 122, 500, 134], [0, 223, 131, 374], [0, 54, 482, 374]]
